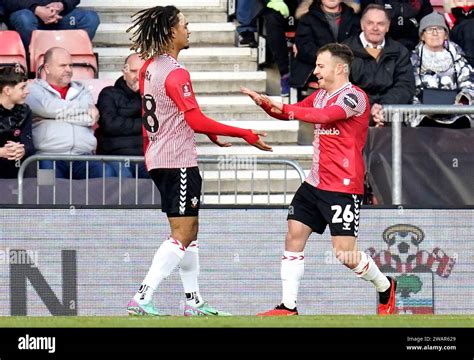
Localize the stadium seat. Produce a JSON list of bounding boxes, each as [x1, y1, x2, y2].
[[0, 31, 28, 73], [79, 78, 115, 104], [29, 29, 98, 80]]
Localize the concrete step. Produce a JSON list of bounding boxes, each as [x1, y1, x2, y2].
[[200, 169, 303, 193], [81, 4, 227, 24], [201, 193, 296, 205], [80, 0, 227, 23], [96, 47, 257, 72], [198, 95, 281, 121], [98, 71, 267, 94], [80, 0, 225, 9], [93, 22, 235, 47], [195, 120, 298, 145], [197, 145, 313, 169]]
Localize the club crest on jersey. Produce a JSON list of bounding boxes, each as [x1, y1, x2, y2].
[[190, 196, 199, 208], [182, 83, 192, 97], [343, 93, 358, 109]]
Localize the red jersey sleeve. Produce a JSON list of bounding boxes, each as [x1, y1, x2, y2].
[[333, 88, 367, 118], [259, 91, 319, 120], [164, 68, 199, 113]]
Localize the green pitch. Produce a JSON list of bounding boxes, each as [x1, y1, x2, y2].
[[0, 315, 472, 328]]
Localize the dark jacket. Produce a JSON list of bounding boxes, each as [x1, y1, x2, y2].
[[3, 0, 79, 15], [451, 18, 474, 68], [96, 76, 143, 156], [291, 2, 360, 87], [0, 103, 35, 178], [344, 34, 415, 106], [0, 1, 5, 23], [360, 0, 433, 51]]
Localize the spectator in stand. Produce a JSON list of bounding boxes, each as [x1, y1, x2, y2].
[[360, 0, 433, 51], [0, 1, 8, 30], [27, 47, 102, 179], [96, 53, 149, 178], [296, 0, 361, 19], [343, 4, 415, 126], [409, 12, 473, 128], [4, 0, 100, 49], [0, 66, 34, 178], [446, 0, 474, 68], [260, 0, 300, 97], [292, 0, 360, 89], [236, 0, 258, 47]]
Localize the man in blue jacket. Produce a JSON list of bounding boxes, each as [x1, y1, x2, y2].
[[4, 0, 100, 49]]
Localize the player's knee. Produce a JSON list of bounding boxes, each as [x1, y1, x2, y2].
[[285, 231, 305, 250], [334, 246, 359, 268]]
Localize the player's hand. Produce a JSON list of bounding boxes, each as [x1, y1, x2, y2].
[[240, 87, 265, 106], [260, 95, 283, 114], [371, 103, 384, 127], [250, 130, 273, 152], [208, 134, 232, 147]]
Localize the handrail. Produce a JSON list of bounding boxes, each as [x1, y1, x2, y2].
[[17, 155, 306, 205], [382, 104, 474, 204]]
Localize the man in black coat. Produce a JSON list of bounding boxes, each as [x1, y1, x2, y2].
[[343, 4, 415, 126], [450, 5, 474, 68], [291, 0, 360, 88], [0, 67, 35, 178], [96, 53, 148, 178], [0, 1, 8, 30], [4, 0, 100, 49], [360, 0, 433, 51]]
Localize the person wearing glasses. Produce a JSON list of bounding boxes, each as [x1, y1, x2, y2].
[[408, 12, 474, 128]]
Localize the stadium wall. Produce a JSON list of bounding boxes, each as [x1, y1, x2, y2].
[[0, 207, 472, 316]]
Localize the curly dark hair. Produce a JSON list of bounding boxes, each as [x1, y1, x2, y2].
[[127, 5, 181, 59]]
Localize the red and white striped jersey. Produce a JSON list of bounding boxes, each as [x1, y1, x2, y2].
[[304, 83, 369, 194], [140, 54, 198, 169]]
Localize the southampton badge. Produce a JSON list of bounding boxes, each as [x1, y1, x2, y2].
[[190, 197, 199, 208], [365, 224, 457, 314]]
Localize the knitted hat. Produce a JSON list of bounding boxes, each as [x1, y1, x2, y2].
[[419, 12, 449, 36]]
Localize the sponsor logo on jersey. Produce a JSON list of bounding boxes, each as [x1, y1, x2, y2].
[[315, 128, 340, 135], [182, 83, 192, 97], [343, 93, 358, 109]]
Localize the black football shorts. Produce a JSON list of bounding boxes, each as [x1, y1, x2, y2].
[[149, 167, 202, 217], [287, 181, 362, 237]]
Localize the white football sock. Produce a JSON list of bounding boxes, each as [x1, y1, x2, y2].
[[280, 251, 304, 310], [134, 237, 186, 303], [352, 251, 390, 292], [179, 241, 203, 307]]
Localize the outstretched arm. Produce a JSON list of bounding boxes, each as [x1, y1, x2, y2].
[[184, 108, 272, 151], [282, 103, 347, 124], [164, 69, 271, 151], [241, 87, 318, 121]]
